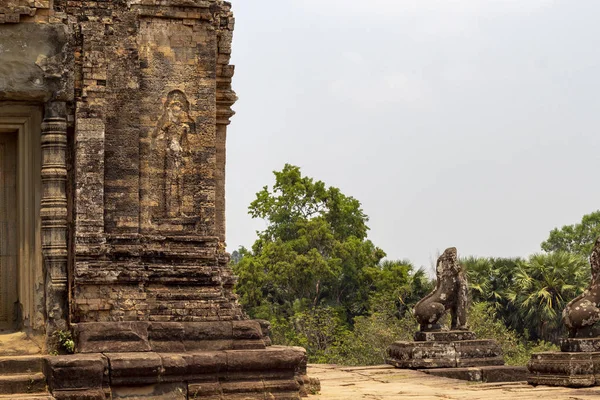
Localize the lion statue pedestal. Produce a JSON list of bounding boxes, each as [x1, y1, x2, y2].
[[386, 248, 521, 382], [529, 238, 600, 387]]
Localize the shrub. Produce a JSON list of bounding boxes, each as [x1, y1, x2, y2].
[[469, 302, 558, 365], [269, 306, 350, 363], [328, 312, 417, 366]]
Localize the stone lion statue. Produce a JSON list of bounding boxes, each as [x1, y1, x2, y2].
[[563, 237, 600, 338], [413, 247, 468, 332]]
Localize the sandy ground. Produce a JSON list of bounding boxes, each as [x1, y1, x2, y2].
[[307, 364, 600, 400], [0, 332, 42, 355]]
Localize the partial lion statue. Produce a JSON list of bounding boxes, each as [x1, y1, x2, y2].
[[562, 237, 600, 338], [413, 247, 468, 332]]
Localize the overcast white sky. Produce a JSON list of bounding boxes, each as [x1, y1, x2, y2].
[[225, 0, 600, 270]]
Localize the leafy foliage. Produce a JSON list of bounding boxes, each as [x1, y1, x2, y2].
[[329, 312, 418, 366], [469, 302, 558, 365], [464, 256, 521, 306], [464, 252, 589, 342], [234, 164, 386, 322], [55, 330, 75, 354], [541, 210, 600, 256], [269, 307, 348, 363], [232, 165, 594, 366], [463, 256, 522, 328], [504, 252, 589, 342], [233, 164, 430, 363]]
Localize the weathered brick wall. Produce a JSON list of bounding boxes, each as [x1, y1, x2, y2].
[[67, 0, 239, 323], [137, 11, 219, 237], [0, 0, 239, 326]]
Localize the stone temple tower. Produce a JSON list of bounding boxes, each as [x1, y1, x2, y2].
[[0, 1, 309, 398]]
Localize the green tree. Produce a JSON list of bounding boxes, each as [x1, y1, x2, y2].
[[233, 164, 385, 323], [504, 252, 589, 342], [541, 211, 600, 256], [463, 256, 523, 327], [230, 247, 246, 265], [464, 257, 521, 305], [367, 259, 432, 318]]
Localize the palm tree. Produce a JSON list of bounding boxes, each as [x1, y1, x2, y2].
[[505, 252, 589, 342], [463, 256, 521, 313]]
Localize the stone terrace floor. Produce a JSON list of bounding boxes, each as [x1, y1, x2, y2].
[[307, 364, 600, 399]]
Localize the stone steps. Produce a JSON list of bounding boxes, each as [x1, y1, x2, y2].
[[0, 372, 47, 395], [0, 355, 50, 397], [421, 365, 528, 383], [0, 355, 44, 374]]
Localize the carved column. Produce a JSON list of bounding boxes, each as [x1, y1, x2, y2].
[[215, 75, 236, 243], [216, 16, 237, 243], [41, 101, 69, 344]]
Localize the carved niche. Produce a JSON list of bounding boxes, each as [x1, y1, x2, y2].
[[144, 90, 204, 234]]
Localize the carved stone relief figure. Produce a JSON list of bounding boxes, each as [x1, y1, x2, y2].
[[413, 247, 468, 332], [562, 237, 600, 338], [152, 90, 196, 219]]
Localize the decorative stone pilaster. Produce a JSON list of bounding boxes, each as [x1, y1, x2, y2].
[[41, 101, 69, 347], [215, 7, 237, 243]]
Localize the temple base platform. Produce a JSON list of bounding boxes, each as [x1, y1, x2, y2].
[[386, 331, 504, 370], [528, 350, 600, 387]]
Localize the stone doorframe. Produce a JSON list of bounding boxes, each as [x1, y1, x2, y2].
[[0, 105, 43, 333], [0, 103, 68, 347]]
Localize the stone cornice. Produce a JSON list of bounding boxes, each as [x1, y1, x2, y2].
[[0, 0, 51, 23], [128, 0, 217, 7]]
